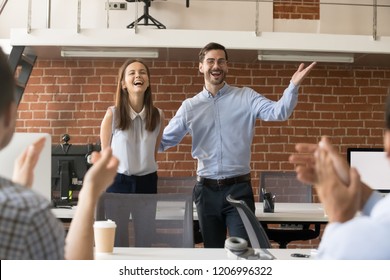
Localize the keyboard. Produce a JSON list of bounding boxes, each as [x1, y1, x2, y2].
[[52, 199, 77, 208]]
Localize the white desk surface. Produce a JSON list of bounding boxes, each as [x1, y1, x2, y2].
[[255, 202, 327, 223], [52, 202, 327, 223], [95, 247, 315, 260], [52, 206, 76, 219]]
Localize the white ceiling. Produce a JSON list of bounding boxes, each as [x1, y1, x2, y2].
[[2, 1, 390, 66], [12, 28, 390, 67]]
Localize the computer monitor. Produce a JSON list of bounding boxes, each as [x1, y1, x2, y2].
[[347, 147, 390, 192], [51, 143, 101, 204]]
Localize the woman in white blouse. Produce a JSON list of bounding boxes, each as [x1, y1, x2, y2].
[[100, 59, 164, 194]]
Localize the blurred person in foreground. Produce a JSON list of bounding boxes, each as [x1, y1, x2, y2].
[[289, 94, 390, 259], [0, 47, 119, 259]]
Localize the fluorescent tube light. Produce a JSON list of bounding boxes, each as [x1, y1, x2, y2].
[[258, 52, 354, 63], [61, 49, 159, 58]]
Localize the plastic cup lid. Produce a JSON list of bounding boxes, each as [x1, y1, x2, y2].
[[93, 219, 117, 228]]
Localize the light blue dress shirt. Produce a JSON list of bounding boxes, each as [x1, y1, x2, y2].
[[317, 191, 390, 259], [160, 82, 299, 179]]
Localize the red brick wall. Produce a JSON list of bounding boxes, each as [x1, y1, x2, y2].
[[273, 0, 320, 20], [17, 60, 390, 200], [16, 58, 390, 249]]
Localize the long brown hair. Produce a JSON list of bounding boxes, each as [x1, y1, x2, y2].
[[114, 59, 160, 132], [386, 89, 390, 130]]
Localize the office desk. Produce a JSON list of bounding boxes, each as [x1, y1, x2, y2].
[[53, 202, 327, 223], [52, 206, 75, 219], [95, 247, 314, 260], [255, 203, 327, 223], [52, 202, 190, 221]]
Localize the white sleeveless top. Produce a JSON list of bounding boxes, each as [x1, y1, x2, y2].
[[110, 106, 161, 176]]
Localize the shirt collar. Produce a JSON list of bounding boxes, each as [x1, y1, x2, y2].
[[129, 106, 146, 120], [202, 82, 229, 98]]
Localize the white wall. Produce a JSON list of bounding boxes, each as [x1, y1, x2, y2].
[[320, 0, 390, 36], [0, 0, 269, 37], [1, 0, 389, 38]]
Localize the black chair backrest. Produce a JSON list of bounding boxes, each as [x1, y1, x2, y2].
[[157, 176, 197, 194], [96, 193, 194, 248], [259, 171, 321, 248], [260, 171, 312, 203], [226, 194, 271, 249]]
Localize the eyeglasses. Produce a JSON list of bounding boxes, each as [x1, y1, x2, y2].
[[204, 58, 227, 67]]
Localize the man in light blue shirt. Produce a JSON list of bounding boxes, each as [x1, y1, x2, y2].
[[290, 94, 390, 259], [160, 42, 316, 248]]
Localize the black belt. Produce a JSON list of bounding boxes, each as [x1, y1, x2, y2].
[[196, 173, 251, 187]]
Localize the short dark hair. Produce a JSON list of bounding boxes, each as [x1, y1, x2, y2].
[[0, 48, 16, 116], [198, 42, 228, 62]]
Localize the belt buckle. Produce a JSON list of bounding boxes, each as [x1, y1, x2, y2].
[[217, 179, 224, 186]]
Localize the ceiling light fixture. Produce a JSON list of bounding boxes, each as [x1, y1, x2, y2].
[[61, 49, 159, 58], [258, 52, 354, 63]]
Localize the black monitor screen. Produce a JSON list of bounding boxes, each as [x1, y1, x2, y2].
[[347, 148, 390, 192], [51, 144, 101, 203]]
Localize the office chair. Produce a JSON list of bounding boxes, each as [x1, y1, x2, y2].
[[126, 0, 166, 29], [157, 176, 203, 244], [226, 194, 272, 249], [96, 193, 194, 247], [259, 171, 321, 248], [157, 176, 197, 194]]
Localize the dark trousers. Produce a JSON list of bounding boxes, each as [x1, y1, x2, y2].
[[106, 172, 158, 246], [106, 172, 158, 194], [193, 180, 255, 248]]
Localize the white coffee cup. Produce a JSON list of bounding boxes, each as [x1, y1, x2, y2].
[[93, 219, 116, 254]]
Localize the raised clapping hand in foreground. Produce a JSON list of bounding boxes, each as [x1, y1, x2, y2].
[[289, 136, 350, 185], [289, 136, 373, 223], [80, 147, 119, 200], [65, 147, 119, 260], [12, 136, 46, 188], [314, 144, 361, 223]]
